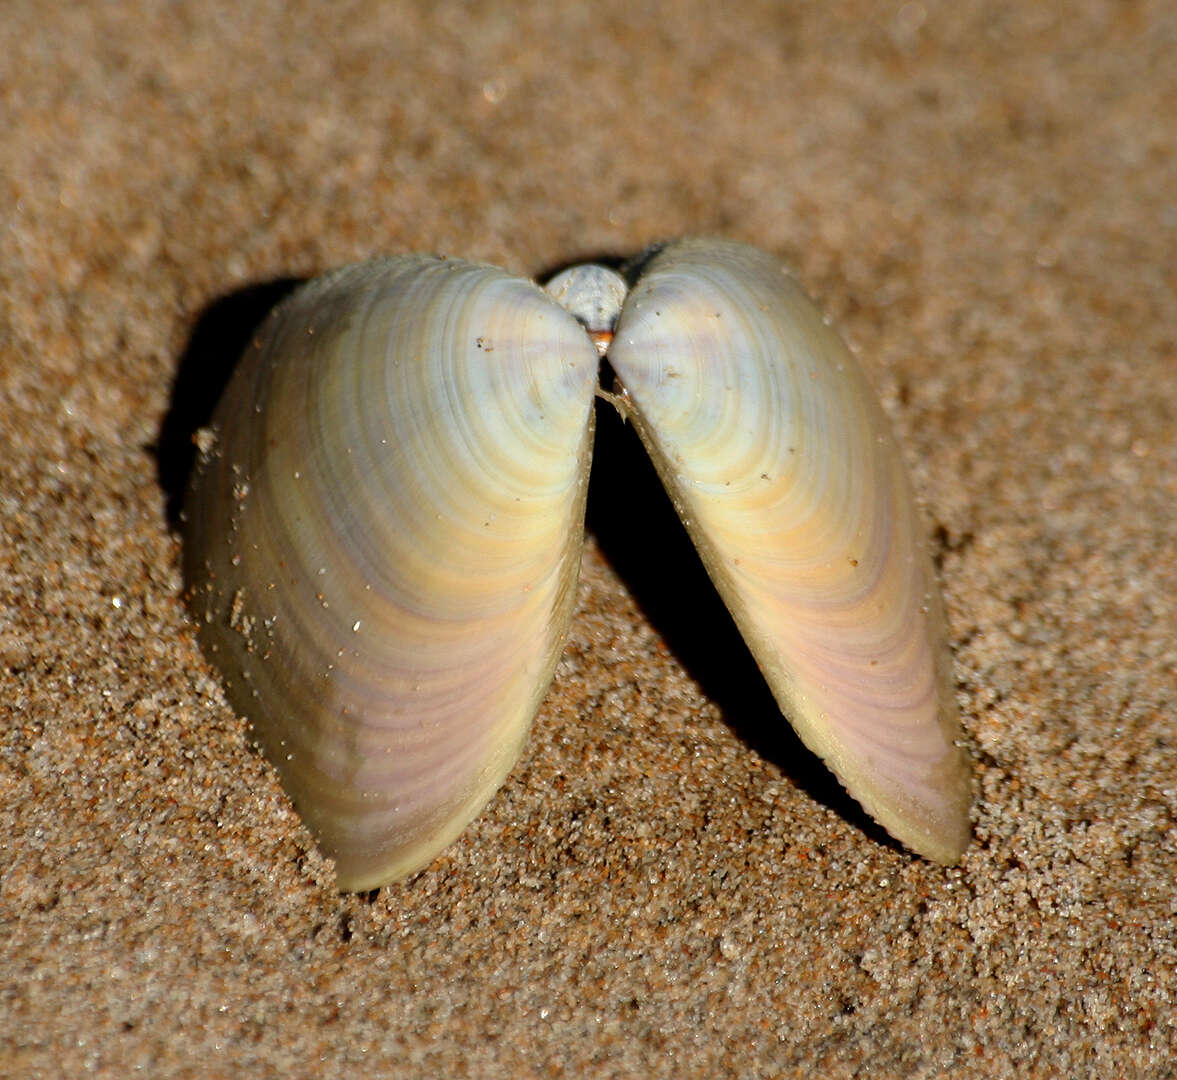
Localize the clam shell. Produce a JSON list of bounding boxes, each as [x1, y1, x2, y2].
[[183, 238, 972, 890], [608, 238, 972, 863], [184, 256, 598, 889]]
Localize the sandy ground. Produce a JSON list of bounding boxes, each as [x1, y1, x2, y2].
[[3, 1, 1176, 1076]]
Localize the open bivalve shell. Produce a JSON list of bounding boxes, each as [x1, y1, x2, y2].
[[183, 237, 973, 890]]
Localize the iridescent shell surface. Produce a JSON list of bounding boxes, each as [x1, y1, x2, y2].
[[184, 257, 598, 889], [608, 239, 971, 864], [183, 238, 972, 890]]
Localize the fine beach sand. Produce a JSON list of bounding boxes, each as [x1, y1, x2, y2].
[[3, 2, 1176, 1076]]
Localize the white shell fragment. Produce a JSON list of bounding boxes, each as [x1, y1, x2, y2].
[[543, 263, 628, 355], [183, 238, 972, 890]]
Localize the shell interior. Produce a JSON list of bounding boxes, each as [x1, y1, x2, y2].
[[183, 237, 972, 890]]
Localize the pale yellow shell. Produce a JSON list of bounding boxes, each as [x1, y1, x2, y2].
[[184, 257, 598, 889], [183, 238, 972, 889], [608, 239, 972, 863]]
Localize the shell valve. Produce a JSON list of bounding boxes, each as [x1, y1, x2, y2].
[[183, 238, 973, 890]]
